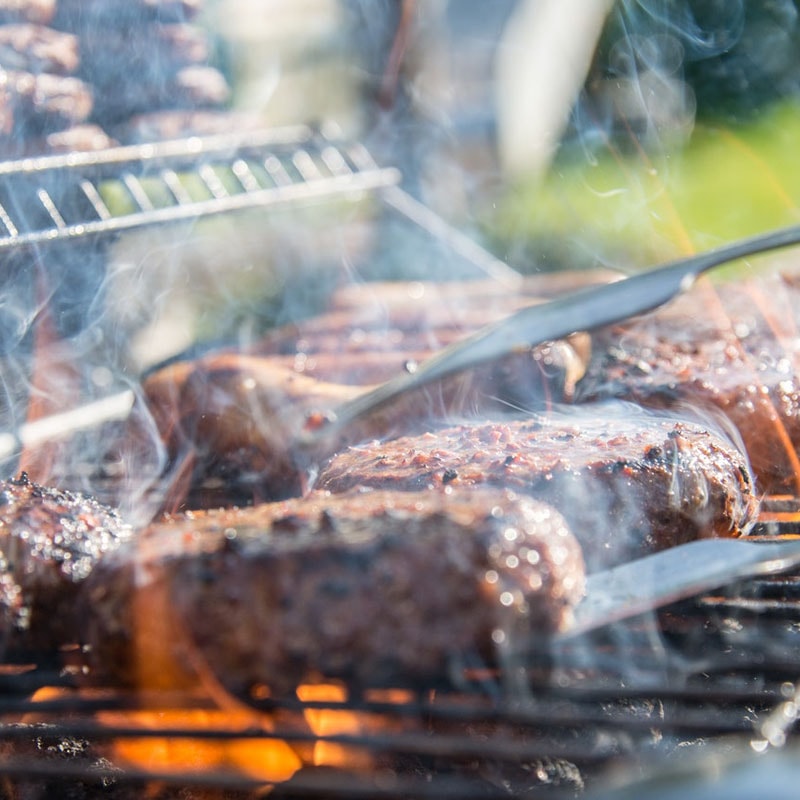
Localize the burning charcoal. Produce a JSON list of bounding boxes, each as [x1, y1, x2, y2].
[[0, 472, 131, 658], [0, 67, 93, 141], [0, 23, 79, 74], [316, 407, 759, 572], [578, 273, 800, 495], [0, 0, 55, 25], [80, 488, 585, 696]]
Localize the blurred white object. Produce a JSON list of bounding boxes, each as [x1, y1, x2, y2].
[[496, 0, 614, 177]]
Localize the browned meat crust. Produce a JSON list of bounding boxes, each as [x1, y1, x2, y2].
[[577, 274, 800, 494], [0, 473, 131, 657], [0, 67, 92, 139], [137, 275, 606, 510], [316, 409, 758, 571], [0, 0, 55, 25], [139, 341, 585, 509], [81, 488, 584, 696], [0, 23, 79, 74]]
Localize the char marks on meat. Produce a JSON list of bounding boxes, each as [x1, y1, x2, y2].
[[0, 473, 131, 657], [578, 274, 800, 494], [81, 488, 584, 696], [140, 275, 603, 509], [317, 409, 758, 571]]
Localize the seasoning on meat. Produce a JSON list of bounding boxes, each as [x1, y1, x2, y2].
[[81, 488, 584, 696], [316, 408, 758, 571], [577, 274, 800, 494], [0, 473, 131, 657]]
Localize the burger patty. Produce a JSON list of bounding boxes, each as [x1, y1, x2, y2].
[[139, 340, 586, 509], [577, 274, 800, 494], [316, 408, 758, 571], [0, 473, 131, 657], [138, 274, 605, 509], [80, 488, 584, 696]]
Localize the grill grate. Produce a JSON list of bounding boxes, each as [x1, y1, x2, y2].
[[1, 526, 800, 799], [0, 125, 401, 251]]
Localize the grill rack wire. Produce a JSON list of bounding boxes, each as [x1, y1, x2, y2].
[[1, 538, 800, 800]]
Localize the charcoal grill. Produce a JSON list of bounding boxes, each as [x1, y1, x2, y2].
[[1, 127, 800, 799], [1, 510, 800, 798]]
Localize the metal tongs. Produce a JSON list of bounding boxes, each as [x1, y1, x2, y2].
[[562, 537, 800, 638], [299, 223, 800, 449]]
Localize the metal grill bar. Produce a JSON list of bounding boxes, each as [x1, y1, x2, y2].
[[0, 125, 401, 252]]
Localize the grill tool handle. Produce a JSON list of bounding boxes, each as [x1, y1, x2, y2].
[[561, 537, 800, 638], [298, 223, 800, 451]]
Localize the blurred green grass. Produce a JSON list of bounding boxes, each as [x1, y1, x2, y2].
[[488, 100, 800, 274]]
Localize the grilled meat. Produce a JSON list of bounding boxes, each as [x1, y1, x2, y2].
[[577, 274, 800, 494], [90, 64, 230, 125], [139, 276, 601, 509], [81, 488, 584, 696], [0, 473, 131, 657], [0, 23, 79, 75], [141, 341, 585, 508], [316, 409, 758, 571], [0, 0, 55, 25], [0, 67, 92, 139]]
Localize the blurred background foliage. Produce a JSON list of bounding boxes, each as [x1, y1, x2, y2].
[[486, 0, 800, 273]]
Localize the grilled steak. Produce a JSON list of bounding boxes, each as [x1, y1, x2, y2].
[[577, 274, 800, 494], [0, 23, 79, 75], [316, 408, 758, 571], [81, 488, 584, 696], [0, 473, 131, 657]]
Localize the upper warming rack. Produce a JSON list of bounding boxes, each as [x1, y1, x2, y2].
[[0, 124, 402, 251]]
